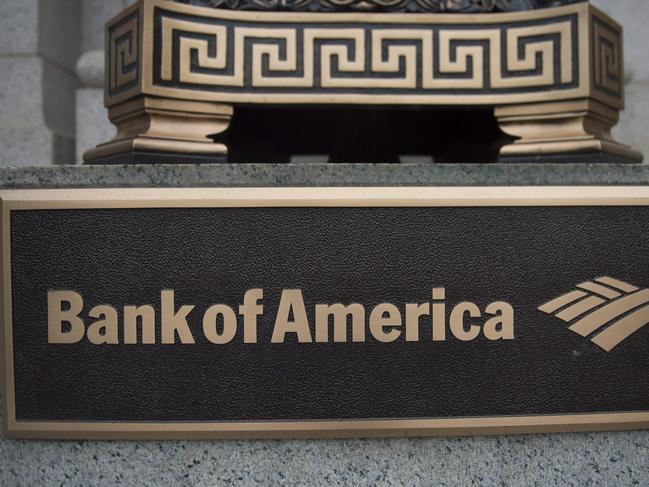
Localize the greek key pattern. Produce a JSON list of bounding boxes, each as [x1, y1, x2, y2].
[[591, 14, 623, 105], [151, 8, 579, 100], [103, 1, 628, 107], [107, 6, 141, 103]]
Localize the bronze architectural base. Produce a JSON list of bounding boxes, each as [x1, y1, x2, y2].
[[84, 96, 231, 164], [84, 0, 642, 164], [496, 99, 642, 163]]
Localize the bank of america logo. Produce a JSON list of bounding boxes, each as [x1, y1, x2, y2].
[[538, 277, 649, 352]]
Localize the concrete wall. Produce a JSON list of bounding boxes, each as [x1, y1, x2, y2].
[[0, 0, 647, 165], [0, 0, 80, 165]]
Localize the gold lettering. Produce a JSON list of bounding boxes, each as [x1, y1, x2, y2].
[[161, 290, 195, 344], [405, 303, 429, 342], [203, 304, 238, 344], [315, 303, 365, 342], [432, 288, 446, 341], [272, 290, 312, 343], [483, 302, 515, 340], [87, 305, 119, 344], [124, 305, 155, 344], [48, 291, 85, 344], [450, 302, 481, 341], [239, 289, 263, 344], [369, 303, 401, 343]]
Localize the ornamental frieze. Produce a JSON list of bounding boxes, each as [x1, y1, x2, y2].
[[175, 0, 584, 13]]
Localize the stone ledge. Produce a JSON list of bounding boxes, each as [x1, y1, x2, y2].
[[1, 163, 649, 189]]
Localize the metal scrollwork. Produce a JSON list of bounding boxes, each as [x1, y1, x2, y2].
[[175, 0, 584, 13]]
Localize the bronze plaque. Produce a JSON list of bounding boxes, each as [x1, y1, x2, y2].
[[2, 187, 649, 439]]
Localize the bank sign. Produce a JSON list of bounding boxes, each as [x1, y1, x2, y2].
[[2, 187, 649, 439]]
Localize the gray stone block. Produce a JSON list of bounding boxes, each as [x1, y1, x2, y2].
[[0, 57, 77, 165], [42, 62, 78, 139], [38, 0, 81, 72], [0, 57, 76, 165], [0, 1, 80, 72], [0, 127, 70, 167], [0, 0, 38, 55], [1, 163, 649, 188], [0, 0, 79, 166], [614, 81, 649, 158], [76, 88, 114, 163], [0, 57, 46, 128], [1, 431, 649, 486], [81, 0, 131, 53]]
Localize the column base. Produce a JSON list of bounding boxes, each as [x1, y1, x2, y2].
[[496, 100, 643, 164], [83, 97, 232, 165]]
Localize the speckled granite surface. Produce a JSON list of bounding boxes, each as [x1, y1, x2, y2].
[[1, 433, 649, 486], [1, 163, 649, 487], [0, 163, 649, 188]]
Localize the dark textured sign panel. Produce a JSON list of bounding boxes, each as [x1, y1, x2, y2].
[[2, 187, 649, 439]]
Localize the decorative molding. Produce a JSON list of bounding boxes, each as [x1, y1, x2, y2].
[[174, 0, 584, 14], [101, 1, 627, 107], [591, 9, 623, 106], [153, 11, 578, 97], [106, 3, 142, 104], [111, 0, 604, 107]]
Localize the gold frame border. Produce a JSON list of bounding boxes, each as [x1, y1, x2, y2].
[[2, 186, 649, 440]]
